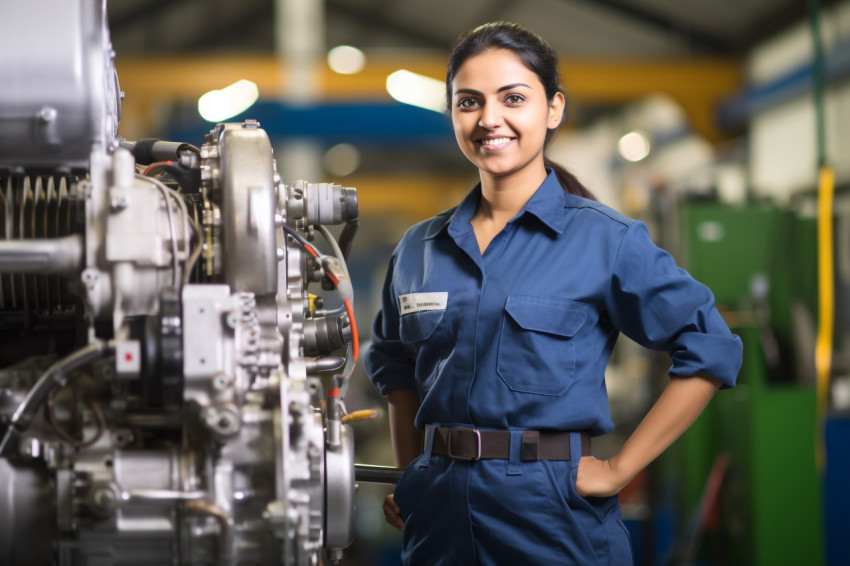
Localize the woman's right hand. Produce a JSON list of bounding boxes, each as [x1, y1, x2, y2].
[[383, 493, 404, 533], [575, 455, 624, 498]]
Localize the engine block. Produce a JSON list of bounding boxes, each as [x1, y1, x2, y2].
[[0, 1, 365, 564]]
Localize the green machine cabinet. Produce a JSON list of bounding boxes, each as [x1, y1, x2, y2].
[[663, 203, 823, 566]]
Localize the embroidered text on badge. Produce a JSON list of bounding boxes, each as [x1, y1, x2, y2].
[[398, 292, 448, 315]]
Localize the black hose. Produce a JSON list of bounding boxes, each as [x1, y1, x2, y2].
[[0, 340, 114, 456], [125, 138, 198, 165], [338, 219, 359, 262], [337, 187, 359, 262]]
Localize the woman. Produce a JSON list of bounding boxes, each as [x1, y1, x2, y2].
[[364, 21, 742, 565]]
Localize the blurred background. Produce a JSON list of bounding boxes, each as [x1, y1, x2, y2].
[[107, 0, 849, 564]]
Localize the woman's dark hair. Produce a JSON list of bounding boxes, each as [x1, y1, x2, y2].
[[446, 22, 596, 200]]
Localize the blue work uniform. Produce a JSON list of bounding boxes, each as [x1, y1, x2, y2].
[[364, 170, 743, 565]]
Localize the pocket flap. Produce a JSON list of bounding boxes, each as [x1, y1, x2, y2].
[[505, 295, 586, 337], [399, 310, 446, 343]]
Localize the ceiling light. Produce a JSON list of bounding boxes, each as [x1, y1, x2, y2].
[[386, 70, 445, 113], [198, 80, 259, 123], [323, 143, 360, 177], [328, 45, 366, 75], [617, 130, 651, 162]]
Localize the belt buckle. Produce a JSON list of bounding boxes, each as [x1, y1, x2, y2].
[[447, 428, 481, 461]]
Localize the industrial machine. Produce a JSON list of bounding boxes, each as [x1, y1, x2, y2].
[[657, 202, 823, 566], [0, 1, 371, 564]]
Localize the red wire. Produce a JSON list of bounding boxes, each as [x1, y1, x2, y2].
[[286, 236, 355, 360], [142, 160, 172, 176], [344, 299, 359, 361]]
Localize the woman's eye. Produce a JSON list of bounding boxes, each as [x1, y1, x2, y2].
[[505, 94, 525, 104], [458, 98, 479, 109]]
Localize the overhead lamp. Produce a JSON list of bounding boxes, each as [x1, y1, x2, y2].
[[386, 70, 445, 113], [617, 130, 651, 162], [198, 80, 259, 123], [328, 45, 366, 75], [323, 143, 360, 177]]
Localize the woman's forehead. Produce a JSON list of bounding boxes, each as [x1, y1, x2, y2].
[[451, 49, 540, 93]]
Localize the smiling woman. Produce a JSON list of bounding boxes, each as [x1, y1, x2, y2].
[[450, 51, 560, 187], [445, 22, 596, 204], [364, 21, 742, 566]]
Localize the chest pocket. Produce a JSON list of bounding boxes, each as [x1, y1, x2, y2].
[[399, 309, 449, 394], [399, 310, 446, 344], [497, 294, 587, 396]]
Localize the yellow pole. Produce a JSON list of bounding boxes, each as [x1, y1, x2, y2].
[[815, 164, 834, 470]]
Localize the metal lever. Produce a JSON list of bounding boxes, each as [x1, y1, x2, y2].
[[354, 464, 404, 485]]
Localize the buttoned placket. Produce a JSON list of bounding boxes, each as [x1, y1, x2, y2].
[[446, 224, 482, 426]]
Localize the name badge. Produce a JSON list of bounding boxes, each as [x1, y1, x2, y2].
[[398, 292, 448, 315]]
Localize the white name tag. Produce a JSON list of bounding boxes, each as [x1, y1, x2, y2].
[[399, 292, 448, 315]]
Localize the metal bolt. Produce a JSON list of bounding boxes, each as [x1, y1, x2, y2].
[[205, 407, 239, 436], [110, 196, 129, 211], [81, 269, 99, 289], [93, 488, 116, 508], [213, 373, 230, 391], [91, 486, 120, 515], [38, 106, 57, 122]]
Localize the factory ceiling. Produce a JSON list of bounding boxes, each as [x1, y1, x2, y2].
[[108, 0, 824, 58], [104, 0, 834, 180]]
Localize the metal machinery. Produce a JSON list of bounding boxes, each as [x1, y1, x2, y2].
[[0, 1, 373, 564], [657, 202, 823, 566]]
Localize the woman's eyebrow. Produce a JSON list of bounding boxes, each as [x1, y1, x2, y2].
[[497, 82, 531, 92], [453, 83, 532, 97]]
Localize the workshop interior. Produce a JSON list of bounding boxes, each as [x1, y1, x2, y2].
[[0, 0, 848, 564]]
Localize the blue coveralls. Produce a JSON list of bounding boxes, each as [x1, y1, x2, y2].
[[364, 170, 743, 565]]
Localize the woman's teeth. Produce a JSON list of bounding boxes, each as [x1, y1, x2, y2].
[[481, 137, 511, 148]]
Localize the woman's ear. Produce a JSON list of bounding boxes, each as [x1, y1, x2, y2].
[[548, 92, 566, 129]]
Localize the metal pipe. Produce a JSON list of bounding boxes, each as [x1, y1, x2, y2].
[[184, 500, 232, 563], [353, 464, 403, 485], [121, 489, 207, 502], [0, 235, 83, 274], [304, 356, 345, 374]]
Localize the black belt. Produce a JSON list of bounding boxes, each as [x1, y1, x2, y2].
[[430, 426, 590, 461]]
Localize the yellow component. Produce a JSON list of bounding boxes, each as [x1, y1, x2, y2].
[[114, 56, 740, 145], [815, 164, 835, 471], [341, 409, 383, 424], [204, 224, 214, 277], [308, 294, 318, 316]]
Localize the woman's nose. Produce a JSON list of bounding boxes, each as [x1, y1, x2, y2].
[[478, 108, 503, 129]]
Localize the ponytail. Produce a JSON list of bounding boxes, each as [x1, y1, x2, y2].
[[544, 157, 597, 201]]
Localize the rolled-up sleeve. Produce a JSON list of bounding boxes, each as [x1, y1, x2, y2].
[[363, 254, 417, 395], [604, 221, 742, 388]]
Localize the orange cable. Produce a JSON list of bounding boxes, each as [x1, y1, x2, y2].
[[142, 160, 172, 176], [344, 299, 359, 361]]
